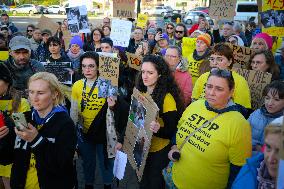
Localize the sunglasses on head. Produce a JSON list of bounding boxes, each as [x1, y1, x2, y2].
[[224, 21, 234, 26]]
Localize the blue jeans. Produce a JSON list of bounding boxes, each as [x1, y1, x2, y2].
[[78, 139, 114, 185]]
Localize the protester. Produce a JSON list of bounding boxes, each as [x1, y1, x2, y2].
[[197, 17, 212, 38], [232, 117, 283, 188], [135, 40, 150, 56], [102, 25, 111, 38], [153, 33, 169, 55], [0, 63, 30, 189], [147, 27, 156, 42], [165, 23, 175, 43], [188, 14, 206, 35], [136, 55, 183, 189], [250, 33, 273, 53], [171, 23, 187, 48], [248, 81, 284, 152], [248, 50, 280, 80], [70, 52, 128, 189], [232, 21, 248, 46], [169, 68, 252, 189], [0, 25, 11, 45], [192, 43, 251, 110], [275, 46, 284, 79], [213, 21, 234, 44], [34, 29, 52, 62], [83, 28, 104, 52], [165, 46, 193, 106], [4, 36, 45, 92], [0, 72, 76, 188], [102, 17, 111, 27], [245, 21, 260, 46], [101, 37, 114, 53], [228, 35, 245, 46], [126, 27, 144, 53], [26, 24, 35, 39], [1, 13, 18, 34], [47, 36, 70, 62], [29, 28, 42, 52], [187, 33, 211, 84]]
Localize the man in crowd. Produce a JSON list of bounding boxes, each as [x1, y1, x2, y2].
[[188, 14, 205, 35], [172, 23, 188, 48], [26, 24, 35, 39], [102, 17, 111, 27], [0, 13, 18, 34], [34, 29, 52, 62], [126, 27, 144, 53], [4, 36, 45, 92], [29, 28, 42, 51], [213, 21, 234, 43]]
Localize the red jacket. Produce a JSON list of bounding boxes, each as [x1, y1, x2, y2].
[[174, 70, 193, 106], [188, 24, 199, 35]]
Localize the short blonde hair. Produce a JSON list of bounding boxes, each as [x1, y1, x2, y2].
[[264, 122, 282, 137], [28, 72, 65, 106]]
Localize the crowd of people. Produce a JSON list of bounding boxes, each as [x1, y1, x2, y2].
[[0, 11, 283, 189]]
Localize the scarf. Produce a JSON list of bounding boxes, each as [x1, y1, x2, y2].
[[193, 48, 210, 61], [67, 49, 84, 59], [257, 160, 276, 189], [260, 105, 284, 118]]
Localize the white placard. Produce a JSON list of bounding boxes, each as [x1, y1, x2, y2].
[[113, 150, 128, 180], [110, 19, 132, 47]]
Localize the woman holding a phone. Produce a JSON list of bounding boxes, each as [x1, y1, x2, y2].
[[0, 63, 30, 189]]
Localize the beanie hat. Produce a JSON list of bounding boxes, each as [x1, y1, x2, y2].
[[70, 35, 83, 49], [197, 33, 211, 47], [253, 33, 273, 50], [0, 64, 12, 86], [160, 33, 169, 42], [148, 28, 156, 35]]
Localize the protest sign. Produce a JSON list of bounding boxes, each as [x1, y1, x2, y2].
[[37, 15, 59, 35], [126, 52, 142, 71], [97, 77, 118, 98], [228, 43, 254, 67], [113, 0, 135, 18], [209, 0, 237, 20], [42, 62, 73, 85], [260, 0, 284, 37], [137, 14, 149, 28], [110, 19, 132, 47], [232, 68, 272, 109], [99, 56, 120, 86], [123, 88, 159, 181], [182, 37, 196, 58], [66, 5, 90, 34], [277, 116, 284, 189]]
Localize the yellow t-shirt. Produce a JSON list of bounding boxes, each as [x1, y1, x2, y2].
[[0, 98, 30, 178], [149, 93, 177, 152], [25, 153, 40, 189], [186, 53, 203, 85], [71, 79, 106, 133], [172, 99, 252, 189], [191, 71, 252, 109], [0, 51, 9, 61]]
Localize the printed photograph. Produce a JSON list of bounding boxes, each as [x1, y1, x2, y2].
[[128, 97, 146, 129], [133, 129, 149, 168]]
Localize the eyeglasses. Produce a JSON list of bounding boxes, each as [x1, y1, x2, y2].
[[175, 30, 184, 34], [82, 64, 96, 69], [167, 27, 174, 29], [208, 56, 224, 64], [27, 30, 33, 32], [210, 68, 232, 77]]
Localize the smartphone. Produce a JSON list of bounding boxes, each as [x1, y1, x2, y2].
[[12, 113, 28, 131], [0, 113, 5, 128]]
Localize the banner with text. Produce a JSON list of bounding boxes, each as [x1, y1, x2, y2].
[[209, 0, 237, 20], [113, 0, 135, 18]]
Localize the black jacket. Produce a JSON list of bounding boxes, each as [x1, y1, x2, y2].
[[1, 111, 76, 189]]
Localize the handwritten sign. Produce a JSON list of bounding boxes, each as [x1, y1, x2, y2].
[[228, 43, 254, 67], [260, 0, 284, 37], [123, 88, 159, 181], [209, 0, 237, 20], [42, 62, 73, 85], [37, 15, 59, 35], [99, 56, 120, 86], [110, 19, 133, 47], [113, 0, 135, 18], [126, 52, 142, 71], [233, 68, 272, 109], [137, 14, 148, 28]]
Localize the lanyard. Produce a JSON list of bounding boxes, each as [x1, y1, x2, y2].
[[81, 79, 97, 112]]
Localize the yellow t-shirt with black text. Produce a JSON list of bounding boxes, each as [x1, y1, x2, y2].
[[25, 153, 40, 189], [186, 53, 203, 85], [71, 79, 106, 133], [192, 71, 251, 109], [172, 99, 252, 189], [149, 93, 177, 152]]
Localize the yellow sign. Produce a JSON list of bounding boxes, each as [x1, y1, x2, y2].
[[182, 37, 197, 61], [261, 0, 284, 36], [137, 14, 148, 28]]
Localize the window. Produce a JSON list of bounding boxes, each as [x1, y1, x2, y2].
[[237, 4, 258, 12]]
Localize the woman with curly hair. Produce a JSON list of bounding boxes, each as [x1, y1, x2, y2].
[[135, 55, 184, 189]]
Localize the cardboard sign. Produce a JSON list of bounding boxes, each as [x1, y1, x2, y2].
[[228, 43, 254, 67], [182, 37, 197, 61], [209, 0, 237, 20], [113, 0, 135, 18], [37, 15, 59, 35], [232, 68, 272, 109], [42, 62, 73, 85], [126, 52, 142, 71], [123, 88, 159, 181], [66, 5, 90, 34], [137, 14, 148, 28], [99, 56, 120, 86], [110, 19, 133, 47], [260, 0, 284, 37], [278, 115, 284, 189], [62, 30, 73, 51]]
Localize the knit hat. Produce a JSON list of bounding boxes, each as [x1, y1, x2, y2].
[[197, 33, 211, 47], [70, 35, 83, 49], [148, 28, 156, 35], [0, 63, 12, 86], [253, 33, 273, 50], [160, 33, 169, 42]]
